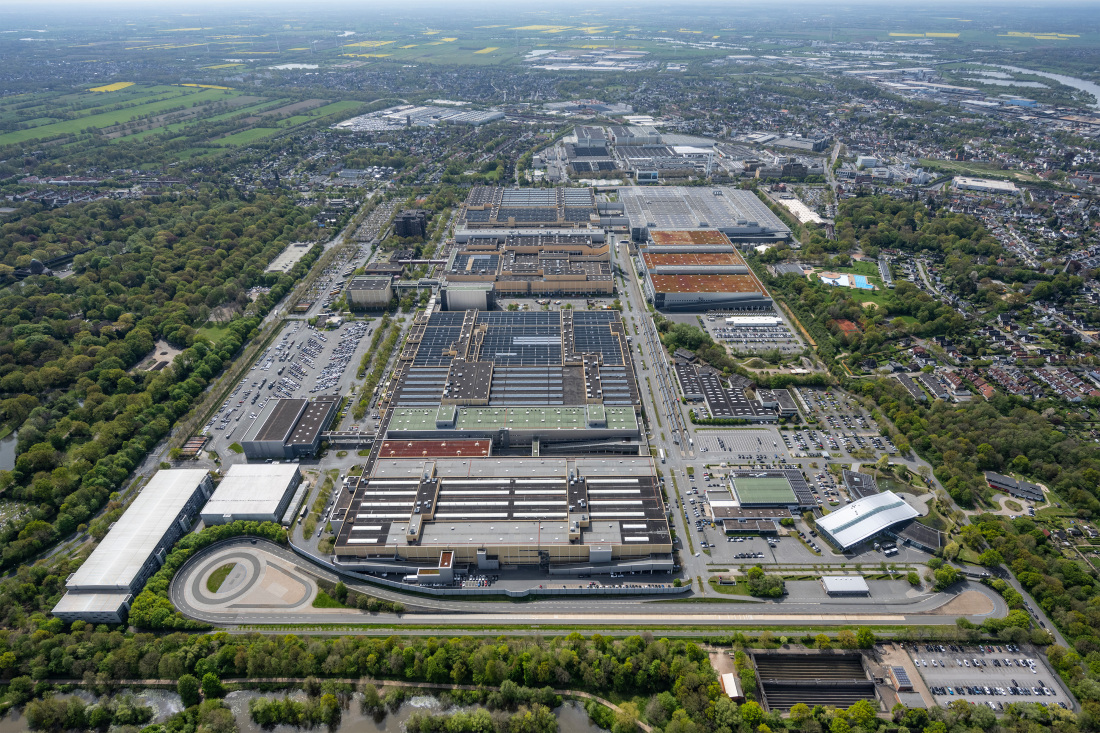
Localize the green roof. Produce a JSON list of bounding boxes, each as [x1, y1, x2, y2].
[[733, 476, 797, 505], [391, 406, 638, 432]]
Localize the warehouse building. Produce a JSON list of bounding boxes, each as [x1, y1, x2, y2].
[[346, 276, 394, 309], [815, 491, 920, 551], [241, 396, 338, 460], [200, 463, 302, 525], [331, 456, 672, 574], [52, 469, 213, 624], [821, 575, 870, 596], [636, 230, 773, 312], [620, 186, 790, 244]]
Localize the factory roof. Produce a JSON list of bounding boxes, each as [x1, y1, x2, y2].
[[620, 187, 789, 234], [649, 273, 766, 294], [252, 399, 307, 443], [821, 575, 870, 594], [286, 396, 337, 446], [347, 276, 393, 291], [649, 229, 734, 246], [201, 464, 300, 519], [52, 592, 133, 615], [67, 469, 210, 591], [642, 251, 746, 268], [378, 439, 492, 458], [815, 491, 920, 549]]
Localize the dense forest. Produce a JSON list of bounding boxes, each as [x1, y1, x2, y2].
[[0, 192, 321, 572]]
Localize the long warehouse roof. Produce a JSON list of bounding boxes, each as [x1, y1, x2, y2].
[[815, 491, 919, 549], [67, 469, 210, 591]]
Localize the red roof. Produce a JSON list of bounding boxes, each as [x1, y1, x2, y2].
[[378, 439, 491, 458]]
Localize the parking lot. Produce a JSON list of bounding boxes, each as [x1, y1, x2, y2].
[[201, 317, 378, 452], [907, 642, 1069, 712], [701, 309, 803, 354], [695, 428, 784, 457]]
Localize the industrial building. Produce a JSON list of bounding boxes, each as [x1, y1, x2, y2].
[[674, 363, 775, 422], [619, 186, 790, 244], [459, 186, 598, 229], [393, 209, 430, 239], [240, 395, 339, 460], [756, 388, 798, 418], [729, 470, 816, 509], [346, 276, 394, 309], [753, 653, 877, 711], [200, 463, 303, 525], [52, 469, 213, 624], [842, 469, 880, 501], [814, 491, 920, 551], [821, 575, 871, 596], [772, 135, 830, 153], [331, 456, 672, 574], [637, 230, 773, 312], [984, 471, 1044, 502], [953, 176, 1019, 194], [441, 231, 614, 306]]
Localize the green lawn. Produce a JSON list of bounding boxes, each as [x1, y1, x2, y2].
[[196, 322, 236, 345], [206, 563, 236, 593], [708, 578, 750, 595], [312, 590, 349, 608], [227, 442, 243, 454]]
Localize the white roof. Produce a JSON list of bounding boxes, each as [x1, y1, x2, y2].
[[815, 491, 919, 549], [201, 463, 301, 519], [821, 575, 870, 593], [52, 591, 132, 614], [67, 469, 210, 591]]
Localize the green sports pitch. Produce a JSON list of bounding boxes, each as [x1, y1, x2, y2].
[[731, 476, 797, 506]]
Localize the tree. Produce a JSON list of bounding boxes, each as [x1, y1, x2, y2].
[[837, 629, 857, 649], [201, 672, 225, 699], [178, 674, 201, 708], [333, 581, 348, 604], [856, 627, 876, 648]]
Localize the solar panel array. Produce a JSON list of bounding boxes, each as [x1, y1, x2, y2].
[[489, 366, 566, 405]]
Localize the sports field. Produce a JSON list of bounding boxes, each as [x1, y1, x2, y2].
[[732, 477, 797, 506]]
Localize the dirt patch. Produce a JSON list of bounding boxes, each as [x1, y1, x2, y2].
[[134, 339, 183, 372], [929, 590, 995, 616], [862, 301, 879, 309], [260, 99, 326, 117], [709, 651, 735, 678]]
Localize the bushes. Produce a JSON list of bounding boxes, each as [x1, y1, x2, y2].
[[26, 694, 152, 731], [249, 693, 341, 729], [745, 565, 785, 597]]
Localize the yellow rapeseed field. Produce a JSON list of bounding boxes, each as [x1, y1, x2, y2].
[[89, 82, 134, 92]]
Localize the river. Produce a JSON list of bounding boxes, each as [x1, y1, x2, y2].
[[972, 63, 1100, 109], [0, 689, 605, 733]]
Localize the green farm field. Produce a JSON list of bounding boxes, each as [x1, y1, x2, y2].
[[0, 86, 241, 146]]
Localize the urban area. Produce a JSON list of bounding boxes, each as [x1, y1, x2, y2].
[[0, 1, 1099, 732]]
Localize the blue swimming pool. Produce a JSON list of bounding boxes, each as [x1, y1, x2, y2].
[[852, 274, 874, 290]]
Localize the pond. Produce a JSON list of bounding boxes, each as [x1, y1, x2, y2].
[[0, 689, 605, 733], [0, 430, 16, 471]]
